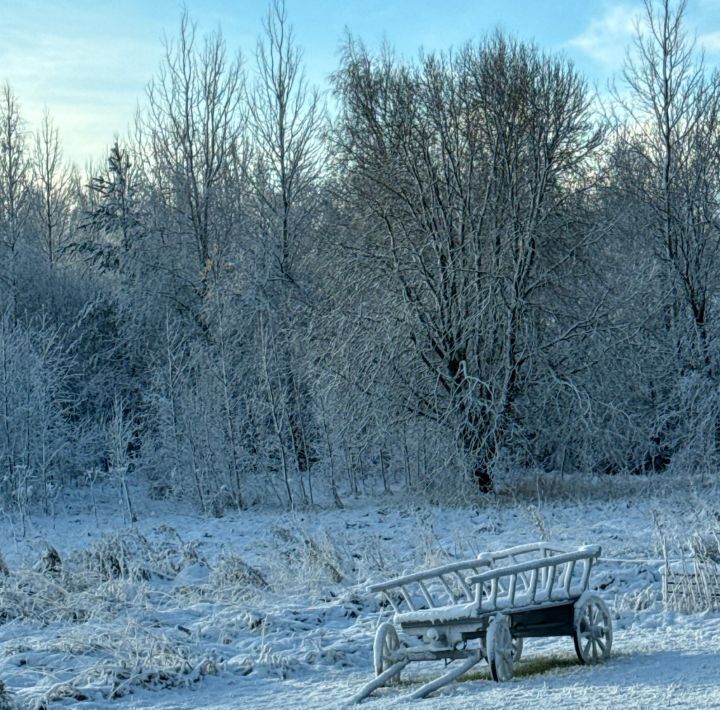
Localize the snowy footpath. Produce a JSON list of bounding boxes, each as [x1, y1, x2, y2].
[[1, 482, 720, 709]]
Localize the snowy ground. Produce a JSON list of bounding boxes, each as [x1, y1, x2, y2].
[[1, 478, 720, 709]]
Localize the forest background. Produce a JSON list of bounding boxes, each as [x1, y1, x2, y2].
[[0, 0, 716, 519]]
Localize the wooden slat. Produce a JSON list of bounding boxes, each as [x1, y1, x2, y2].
[[417, 580, 434, 607], [438, 573, 456, 602], [400, 585, 416, 611], [453, 569, 473, 600]]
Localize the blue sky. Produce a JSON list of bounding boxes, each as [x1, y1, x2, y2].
[[2, 0, 720, 166]]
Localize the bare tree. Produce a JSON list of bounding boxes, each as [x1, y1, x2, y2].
[[0, 84, 32, 315], [247, 0, 324, 483], [331, 36, 603, 491], [31, 108, 73, 266], [142, 11, 245, 295], [0, 313, 75, 529], [106, 395, 138, 525], [248, 0, 323, 279], [615, 0, 720, 469]]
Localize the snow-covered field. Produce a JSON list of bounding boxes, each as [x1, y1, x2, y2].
[[1, 479, 719, 709]]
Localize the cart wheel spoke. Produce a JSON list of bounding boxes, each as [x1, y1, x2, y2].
[[511, 637, 524, 664], [374, 623, 403, 685], [573, 594, 613, 665], [487, 614, 515, 682]]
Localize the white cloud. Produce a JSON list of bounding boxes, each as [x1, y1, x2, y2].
[[0, 2, 163, 166], [568, 4, 638, 68], [699, 31, 720, 53]]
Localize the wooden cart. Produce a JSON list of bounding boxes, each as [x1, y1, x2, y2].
[[353, 543, 612, 702]]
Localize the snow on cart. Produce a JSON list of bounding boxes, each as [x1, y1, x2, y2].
[[353, 543, 612, 702]]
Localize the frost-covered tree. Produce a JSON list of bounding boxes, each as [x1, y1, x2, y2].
[[0, 313, 76, 526], [82, 140, 144, 273], [141, 11, 245, 304], [331, 36, 603, 491], [0, 84, 32, 317], [608, 0, 720, 472], [31, 108, 74, 267], [246, 0, 325, 491]]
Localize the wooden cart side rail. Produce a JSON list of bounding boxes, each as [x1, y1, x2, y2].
[[368, 558, 492, 594], [468, 545, 601, 610], [369, 559, 493, 614], [469, 545, 600, 584], [368, 543, 575, 596], [478, 543, 571, 592], [476, 542, 569, 564]]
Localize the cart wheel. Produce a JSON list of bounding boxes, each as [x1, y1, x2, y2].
[[374, 622, 402, 683], [573, 593, 613, 665], [511, 636, 524, 664], [486, 614, 514, 682]]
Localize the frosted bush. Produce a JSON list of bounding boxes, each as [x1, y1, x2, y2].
[[211, 553, 269, 598], [268, 526, 346, 589]]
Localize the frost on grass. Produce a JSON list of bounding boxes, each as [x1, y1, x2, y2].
[[269, 525, 346, 587], [2, 622, 220, 705], [73, 527, 201, 582], [0, 529, 229, 705], [35, 544, 62, 576], [0, 680, 14, 710], [211, 554, 269, 598], [3, 493, 720, 707], [0, 514, 372, 707], [663, 531, 720, 612]]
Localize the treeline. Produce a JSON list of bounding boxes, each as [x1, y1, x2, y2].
[[0, 0, 718, 515]]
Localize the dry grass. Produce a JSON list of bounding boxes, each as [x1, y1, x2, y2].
[[211, 553, 270, 599], [268, 525, 347, 589], [0, 680, 13, 710], [663, 534, 720, 613]]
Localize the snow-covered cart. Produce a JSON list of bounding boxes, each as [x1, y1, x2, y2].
[[354, 543, 612, 702]]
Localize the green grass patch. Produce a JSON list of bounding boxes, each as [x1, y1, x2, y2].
[[379, 650, 623, 693], [435, 653, 582, 684]]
